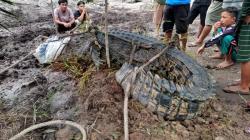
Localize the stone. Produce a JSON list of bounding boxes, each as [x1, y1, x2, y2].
[[129, 132, 147, 140], [55, 126, 74, 140], [212, 102, 223, 112], [211, 113, 219, 120], [181, 130, 190, 138], [50, 91, 74, 113], [180, 120, 192, 128], [197, 117, 206, 124], [187, 126, 195, 132], [215, 136, 225, 140]]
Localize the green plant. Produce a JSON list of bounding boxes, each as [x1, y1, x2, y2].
[[78, 64, 94, 91]]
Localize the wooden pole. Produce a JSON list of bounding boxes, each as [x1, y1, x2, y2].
[[105, 0, 111, 68]]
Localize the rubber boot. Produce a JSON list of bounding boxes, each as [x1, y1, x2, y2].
[[164, 32, 172, 45], [179, 33, 188, 51]]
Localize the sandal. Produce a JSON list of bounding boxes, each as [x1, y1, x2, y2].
[[227, 82, 250, 89], [223, 86, 250, 95]]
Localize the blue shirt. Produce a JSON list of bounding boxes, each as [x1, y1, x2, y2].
[[166, 0, 191, 5]]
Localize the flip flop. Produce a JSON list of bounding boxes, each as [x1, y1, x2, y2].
[[227, 82, 250, 89], [223, 86, 250, 95]]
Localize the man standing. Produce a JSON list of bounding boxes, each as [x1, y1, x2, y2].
[[188, 0, 211, 39], [54, 0, 75, 33], [223, 1, 250, 95], [162, 0, 191, 51]]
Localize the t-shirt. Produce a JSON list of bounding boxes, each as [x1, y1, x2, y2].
[[166, 0, 190, 5], [54, 7, 74, 23], [193, 0, 211, 6], [222, 0, 243, 10], [74, 10, 86, 21]]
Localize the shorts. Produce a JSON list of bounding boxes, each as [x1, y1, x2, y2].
[[205, 1, 223, 26], [188, 3, 210, 26], [57, 23, 76, 33], [162, 4, 190, 34]]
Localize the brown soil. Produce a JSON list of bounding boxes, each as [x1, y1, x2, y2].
[[0, 0, 250, 140]]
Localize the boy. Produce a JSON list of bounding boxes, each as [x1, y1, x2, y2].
[[74, 1, 89, 24], [72, 1, 91, 32], [197, 7, 238, 69], [54, 0, 75, 33]]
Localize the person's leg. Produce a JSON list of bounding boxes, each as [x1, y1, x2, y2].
[[188, 3, 200, 26], [175, 4, 190, 51], [162, 5, 175, 44], [241, 62, 250, 90], [197, 5, 209, 39], [57, 24, 67, 33], [153, 4, 165, 36], [216, 35, 235, 68], [197, 25, 204, 39], [196, 25, 212, 44], [223, 24, 250, 94], [216, 55, 234, 69], [190, 1, 223, 46]]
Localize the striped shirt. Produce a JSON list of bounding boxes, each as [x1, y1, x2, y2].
[[222, 0, 243, 10], [236, 1, 250, 62], [240, 0, 250, 18]]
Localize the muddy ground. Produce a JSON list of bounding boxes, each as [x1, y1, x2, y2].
[[0, 0, 250, 140]]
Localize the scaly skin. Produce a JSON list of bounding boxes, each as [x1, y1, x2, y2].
[[96, 30, 215, 120]]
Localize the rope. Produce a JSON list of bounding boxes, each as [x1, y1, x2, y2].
[[9, 120, 86, 140]]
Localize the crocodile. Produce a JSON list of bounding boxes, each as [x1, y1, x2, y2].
[[61, 29, 215, 120]]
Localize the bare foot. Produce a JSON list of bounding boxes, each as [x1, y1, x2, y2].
[[216, 61, 234, 69], [213, 48, 220, 52], [209, 53, 223, 59]]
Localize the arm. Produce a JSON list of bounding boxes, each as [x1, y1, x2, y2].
[[77, 9, 86, 22], [68, 8, 75, 26]]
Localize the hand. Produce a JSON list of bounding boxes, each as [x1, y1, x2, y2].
[[63, 22, 69, 27], [197, 46, 205, 55], [67, 23, 72, 27], [214, 21, 221, 32]]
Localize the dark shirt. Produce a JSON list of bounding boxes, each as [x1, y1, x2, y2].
[[193, 0, 212, 5], [74, 10, 86, 21]]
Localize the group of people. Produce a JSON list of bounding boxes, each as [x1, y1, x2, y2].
[[53, 0, 89, 33], [53, 0, 249, 95], [153, 0, 250, 95]]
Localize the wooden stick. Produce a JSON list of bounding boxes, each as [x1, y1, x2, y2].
[[104, 0, 111, 68], [139, 47, 168, 71], [0, 51, 35, 75], [9, 120, 86, 140]]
